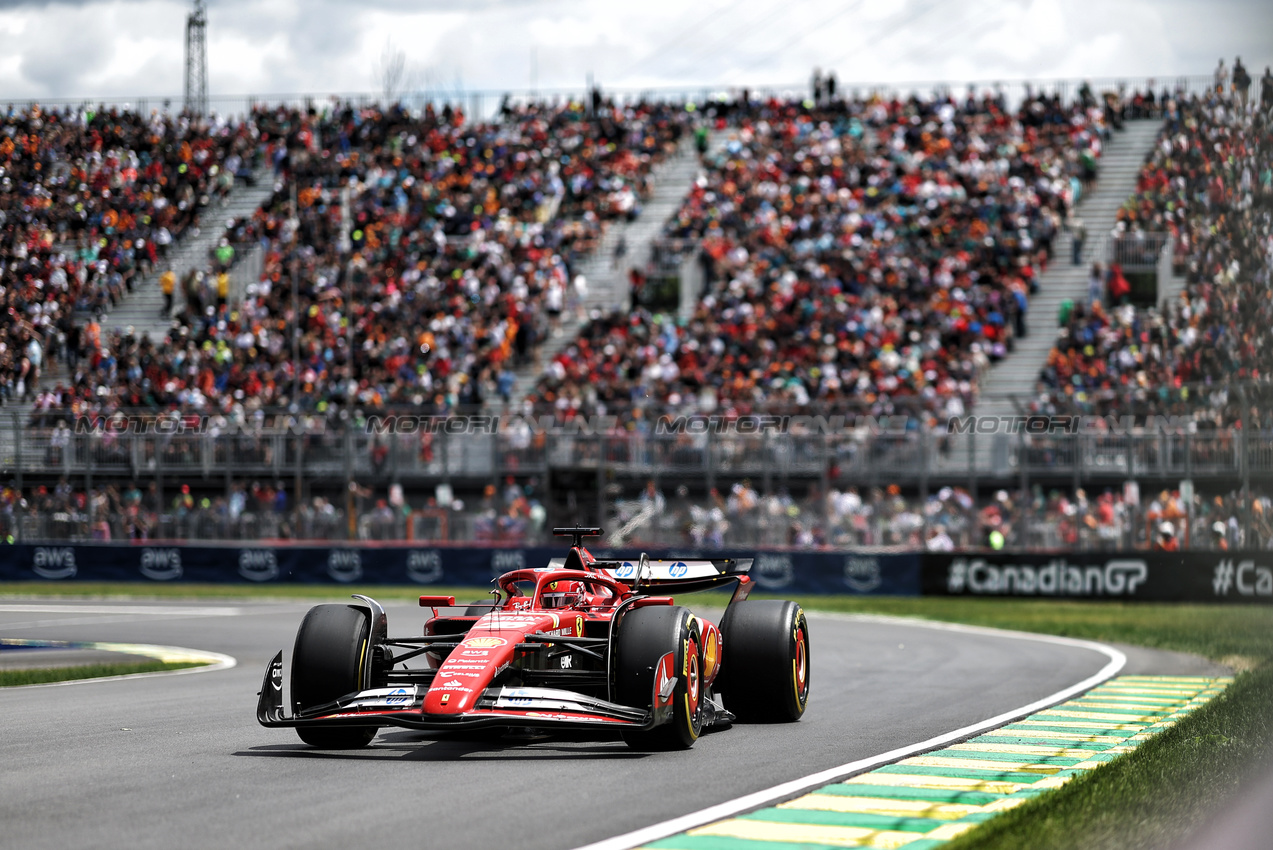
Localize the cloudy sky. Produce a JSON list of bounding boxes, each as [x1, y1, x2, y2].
[[0, 0, 1269, 105]]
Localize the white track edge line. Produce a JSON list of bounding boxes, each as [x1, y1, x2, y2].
[[3, 643, 237, 689], [0, 604, 244, 616], [572, 613, 1126, 850]]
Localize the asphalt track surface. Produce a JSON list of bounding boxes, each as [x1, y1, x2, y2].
[[0, 599, 1228, 850]]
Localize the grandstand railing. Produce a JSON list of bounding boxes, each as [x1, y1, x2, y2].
[[226, 240, 266, 307], [1105, 231, 1173, 273], [4, 420, 1268, 489]]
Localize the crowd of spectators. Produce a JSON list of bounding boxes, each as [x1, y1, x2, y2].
[[0, 477, 324, 542], [0, 105, 259, 407], [0, 472, 552, 544], [11, 81, 1269, 435], [31, 98, 690, 424], [611, 479, 1273, 552], [4, 472, 1266, 551], [527, 89, 1108, 423], [1035, 83, 1273, 428]]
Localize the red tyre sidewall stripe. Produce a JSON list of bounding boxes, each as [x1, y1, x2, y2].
[[793, 624, 808, 706], [685, 634, 701, 735]]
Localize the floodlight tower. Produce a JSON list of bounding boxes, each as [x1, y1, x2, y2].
[[184, 0, 209, 116]]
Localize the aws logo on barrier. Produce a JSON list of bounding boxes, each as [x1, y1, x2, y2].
[[407, 550, 443, 584], [328, 550, 363, 583], [753, 554, 794, 589], [490, 550, 525, 577], [140, 549, 183, 581], [843, 556, 882, 592], [238, 550, 279, 582], [947, 557, 1147, 597], [32, 547, 77, 580]]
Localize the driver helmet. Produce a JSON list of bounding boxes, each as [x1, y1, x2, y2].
[[542, 580, 583, 609], [1158, 521, 1174, 538]]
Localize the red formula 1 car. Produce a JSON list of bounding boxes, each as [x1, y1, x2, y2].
[[257, 528, 810, 750]]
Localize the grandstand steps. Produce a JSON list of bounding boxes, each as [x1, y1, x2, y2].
[[574, 135, 721, 315], [1, 359, 66, 427], [94, 173, 277, 344], [943, 118, 1164, 477], [499, 132, 726, 409], [1158, 262, 1188, 306], [2, 175, 276, 426]]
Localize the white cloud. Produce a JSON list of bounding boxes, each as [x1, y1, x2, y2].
[[0, 0, 1266, 104]]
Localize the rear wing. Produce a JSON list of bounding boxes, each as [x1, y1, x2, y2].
[[546, 555, 752, 594]]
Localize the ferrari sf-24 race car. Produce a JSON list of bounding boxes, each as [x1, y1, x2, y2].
[[257, 528, 810, 750]]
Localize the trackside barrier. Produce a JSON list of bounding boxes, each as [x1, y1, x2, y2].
[[0, 544, 920, 596], [2, 545, 1266, 603], [921, 551, 1273, 604]]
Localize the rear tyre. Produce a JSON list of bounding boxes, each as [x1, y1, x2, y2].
[[291, 603, 377, 748], [614, 606, 704, 750], [715, 600, 809, 722]]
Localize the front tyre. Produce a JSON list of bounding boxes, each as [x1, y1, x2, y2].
[[614, 606, 704, 750], [716, 600, 809, 722], [291, 603, 377, 748]]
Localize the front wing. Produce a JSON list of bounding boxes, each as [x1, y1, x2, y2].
[[256, 650, 677, 733]]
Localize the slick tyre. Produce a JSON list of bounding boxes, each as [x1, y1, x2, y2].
[[291, 603, 377, 748], [716, 600, 809, 722], [615, 606, 704, 750]]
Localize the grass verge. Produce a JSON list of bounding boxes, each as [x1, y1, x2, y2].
[[765, 595, 1273, 850], [944, 665, 1273, 850], [0, 659, 209, 687]]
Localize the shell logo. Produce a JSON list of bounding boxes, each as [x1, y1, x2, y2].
[[465, 637, 507, 648]]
